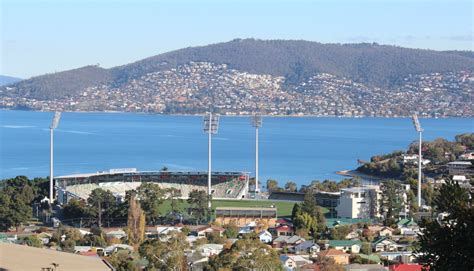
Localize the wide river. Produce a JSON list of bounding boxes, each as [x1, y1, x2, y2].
[[0, 110, 472, 187]]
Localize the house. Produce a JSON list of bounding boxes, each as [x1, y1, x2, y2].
[[389, 264, 427, 271], [292, 240, 320, 256], [280, 255, 297, 270], [345, 230, 360, 240], [396, 219, 419, 235], [105, 229, 126, 240], [238, 221, 257, 235], [380, 251, 416, 264], [276, 218, 294, 227], [379, 226, 394, 237], [328, 240, 362, 253], [197, 244, 224, 257], [396, 219, 417, 228], [358, 254, 381, 264], [272, 235, 306, 249], [104, 244, 133, 256], [372, 236, 397, 252], [326, 218, 373, 229], [344, 264, 387, 271], [258, 230, 273, 244], [155, 226, 182, 236], [275, 224, 294, 236], [300, 263, 323, 271], [318, 248, 350, 265], [194, 225, 225, 237], [280, 255, 312, 271]]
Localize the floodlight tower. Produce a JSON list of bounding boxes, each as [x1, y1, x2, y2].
[[412, 113, 423, 208], [203, 112, 219, 210], [49, 112, 61, 203], [251, 114, 262, 193]]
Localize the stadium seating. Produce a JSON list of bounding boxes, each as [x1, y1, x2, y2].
[[60, 172, 248, 202]]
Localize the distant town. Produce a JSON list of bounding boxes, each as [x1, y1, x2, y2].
[[1, 62, 473, 117]]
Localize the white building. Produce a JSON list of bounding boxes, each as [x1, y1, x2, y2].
[[336, 186, 381, 219]]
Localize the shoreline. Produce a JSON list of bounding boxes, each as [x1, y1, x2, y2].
[[0, 108, 471, 118], [335, 169, 384, 183]]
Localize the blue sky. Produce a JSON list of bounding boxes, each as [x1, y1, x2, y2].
[[1, 0, 472, 78]]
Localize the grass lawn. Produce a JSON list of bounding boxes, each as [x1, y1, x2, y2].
[[160, 199, 328, 218]]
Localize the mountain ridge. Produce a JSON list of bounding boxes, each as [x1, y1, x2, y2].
[[1, 39, 473, 117], [0, 75, 22, 87]]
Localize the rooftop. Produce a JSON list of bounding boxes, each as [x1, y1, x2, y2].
[[0, 243, 112, 271]]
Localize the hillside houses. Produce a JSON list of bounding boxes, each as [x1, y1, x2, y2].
[[1, 63, 472, 117]]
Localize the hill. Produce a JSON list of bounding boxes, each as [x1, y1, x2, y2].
[[0, 75, 22, 86], [112, 39, 474, 87], [3, 65, 112, 99], [1, 39, 473, 116]]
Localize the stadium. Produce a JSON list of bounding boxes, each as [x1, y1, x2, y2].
[[56, 168, 249, 204]]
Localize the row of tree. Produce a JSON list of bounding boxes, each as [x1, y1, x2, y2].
[[266, 178, 362, 193], [63, 183, 210, 228]]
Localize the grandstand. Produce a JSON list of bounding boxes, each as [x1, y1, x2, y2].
[[56, 168, 249, 204]]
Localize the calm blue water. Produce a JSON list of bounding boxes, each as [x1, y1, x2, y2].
[[0, 110, 472, 187]]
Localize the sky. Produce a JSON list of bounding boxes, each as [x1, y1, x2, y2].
[[1, 0, 473, 79]]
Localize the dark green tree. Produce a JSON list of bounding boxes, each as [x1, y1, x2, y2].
[[167, 187, 183, 214], [187, 190, 209, 224], [136, 183, 165, 225], [379, 180, 403, 225], [87, 188, 117, 228], [416, 179, 474, 270], [0, 176, 35, 231]]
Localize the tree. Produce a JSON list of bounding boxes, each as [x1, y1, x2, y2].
[[136, 183, 165, 225], [126, 194, 146, 246], [61, 239, 76, 252], [329, 225, 351, 240], [379, 180, 403, 226], [314, 257, 344, 271], [87, 188, 117, 228], [291, 203, 301, 222], [293, 191, 326, 235], [266, 179, 279, 192], [187, 190, 209, 224], [294, 212, 318, 235], [416, 179, 474, 270], [63, 199, 88, 219], [406, 189, 419, 217], [20, 235, 43, 248], [0, 176, 35, 231], [106, 250, 139, 271], [223, 221, 239, 239], [284, 181, 297, 192], [422, 183, 436, 207], [300, 190, 326, 233], [139, 231, 189, 271], [361, 242, 372, 255], [207, 236, 284, 270], [167, 187, 183, 214]]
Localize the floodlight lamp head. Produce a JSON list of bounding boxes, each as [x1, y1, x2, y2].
[[251, 115, 262, 128], [203, 112, 220, 134], [411, 114, 423, 132], [50, 112, 61, 129]]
